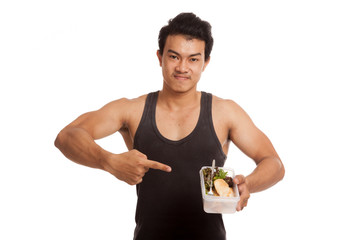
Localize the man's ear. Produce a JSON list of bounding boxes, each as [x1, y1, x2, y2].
[[156, 50, 162, 67], [202, 56, 210, 72]]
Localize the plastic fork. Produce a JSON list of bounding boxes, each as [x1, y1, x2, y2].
[[208, 159, 216, 195]]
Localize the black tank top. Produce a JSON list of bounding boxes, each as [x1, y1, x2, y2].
[[133, 91, 227, 240]]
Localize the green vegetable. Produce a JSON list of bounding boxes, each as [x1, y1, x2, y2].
[[203, 167, 233, 194], [213, 169, 228, 180]]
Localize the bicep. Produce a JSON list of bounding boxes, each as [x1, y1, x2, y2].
[[66, 99, 127, 140], [228, 102, 278, 164]]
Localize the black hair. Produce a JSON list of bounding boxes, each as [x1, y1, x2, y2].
[[158, 12, 214, 61]]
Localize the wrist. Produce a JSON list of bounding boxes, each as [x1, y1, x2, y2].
[[244, 176, 251, 192], [98, 148, 112, 171]]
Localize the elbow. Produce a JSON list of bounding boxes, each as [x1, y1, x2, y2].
[[278, 159, 285, 182], [54, 132, 62, 149], [54, 129, 67, 150]]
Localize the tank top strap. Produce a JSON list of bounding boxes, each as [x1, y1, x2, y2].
[[138, 91, 158, 124], [201, 91, 227, 160], [146, 91, 159, 117], [201, 91, 212, 121], [133, 91, 158, 146]]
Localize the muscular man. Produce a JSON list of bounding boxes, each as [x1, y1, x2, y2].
[[55, 12, 285, 240]]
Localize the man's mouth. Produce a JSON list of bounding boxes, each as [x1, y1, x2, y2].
[[174, 74, 190, 80]]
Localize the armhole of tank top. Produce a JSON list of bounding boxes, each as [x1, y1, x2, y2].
[[133, 92, 154, 149], [207, 93, 227, 160]]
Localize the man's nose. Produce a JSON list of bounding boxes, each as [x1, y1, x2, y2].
[[175, 59, 189, 73]]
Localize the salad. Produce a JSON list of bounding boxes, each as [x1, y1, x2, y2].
[[202, 167, 234, 195]]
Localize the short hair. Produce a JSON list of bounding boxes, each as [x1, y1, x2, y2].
[[158, 12, 214, 61]]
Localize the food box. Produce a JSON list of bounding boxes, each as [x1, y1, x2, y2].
[[199, 166, 240, 214]]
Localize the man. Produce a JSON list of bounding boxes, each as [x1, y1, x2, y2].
[[55, 12, 285, 240]]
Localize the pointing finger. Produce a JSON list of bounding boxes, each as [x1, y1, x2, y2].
[[141, 159, 172, 172]]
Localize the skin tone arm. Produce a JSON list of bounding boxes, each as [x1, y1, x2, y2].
[[54, 98, 171, 185], [224, 100, 285, 211]]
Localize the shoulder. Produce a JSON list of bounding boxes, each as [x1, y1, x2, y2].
[[211, 94, 246, 115], [211, 94, 252, 128], [85, 93, 148, 127], [100, 93, 148, 114]]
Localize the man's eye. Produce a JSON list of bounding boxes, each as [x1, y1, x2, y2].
[[170, 55, 178, 60], [190, 58, 199, 62]]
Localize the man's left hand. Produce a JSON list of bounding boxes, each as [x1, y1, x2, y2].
[[233, 175, 250, 211]]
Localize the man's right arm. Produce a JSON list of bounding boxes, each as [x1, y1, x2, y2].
[[54, 98, 171, 185], [55, 98, 126, 169]]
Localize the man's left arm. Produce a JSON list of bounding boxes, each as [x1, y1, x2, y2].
[[225, 100, 285, 211]]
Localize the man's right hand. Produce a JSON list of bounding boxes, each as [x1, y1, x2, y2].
[[102, 149, 172, 185]]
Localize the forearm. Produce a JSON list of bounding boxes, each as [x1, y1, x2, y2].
[[246, 156, 285, 193], [54, 127, 110, 170]]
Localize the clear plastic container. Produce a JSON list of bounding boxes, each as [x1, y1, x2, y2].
[[199, 166, 240, 214]]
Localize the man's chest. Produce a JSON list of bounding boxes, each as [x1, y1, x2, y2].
[[155, 106, 200, 141], [124, 95, 231, 154]]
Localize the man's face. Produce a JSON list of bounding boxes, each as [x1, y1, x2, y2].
[[157, 34, 210, 94]]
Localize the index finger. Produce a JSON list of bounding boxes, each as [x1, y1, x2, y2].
[[141, 159, 172, 172]]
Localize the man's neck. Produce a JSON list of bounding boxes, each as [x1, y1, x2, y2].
[[158, 88, 201, 111]]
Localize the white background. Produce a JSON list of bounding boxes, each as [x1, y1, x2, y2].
[[1, 0, 359, 239]]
